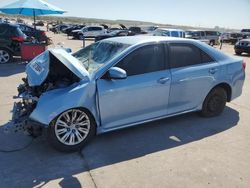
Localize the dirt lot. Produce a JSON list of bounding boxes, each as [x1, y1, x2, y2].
[[0, 32, 250, 188]]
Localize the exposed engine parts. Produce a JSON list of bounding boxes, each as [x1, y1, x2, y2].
[[5, 58, 80, 136]]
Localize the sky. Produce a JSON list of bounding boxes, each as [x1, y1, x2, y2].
[[1, 0, 250, 29]]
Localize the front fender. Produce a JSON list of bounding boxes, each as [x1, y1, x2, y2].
[[29, 81, 99, 127]]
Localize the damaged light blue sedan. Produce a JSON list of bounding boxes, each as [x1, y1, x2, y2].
[[11, 36, 245, 151]]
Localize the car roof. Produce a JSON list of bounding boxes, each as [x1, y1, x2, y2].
[[105, 36, 189, 45], [157, 28, 185, 32], [84, 26, 103, 28], [104, 36, 231, 62]]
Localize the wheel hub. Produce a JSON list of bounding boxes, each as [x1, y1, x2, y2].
[[54, 109, 90, 146], [0, 50, 10, 64]]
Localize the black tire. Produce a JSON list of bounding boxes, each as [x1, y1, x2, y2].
[[0, 48, 12, 64], [200, 87, 227, 117], [209, 40, 215, 46], [47, 108, 96, 152], [78, 34, 84, 40], [235, 51, 242, 55]]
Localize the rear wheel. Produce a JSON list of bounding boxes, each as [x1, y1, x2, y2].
[[200, 87, 227, 117], [47, 109, 96, 152], [0, 48, 12, 64]]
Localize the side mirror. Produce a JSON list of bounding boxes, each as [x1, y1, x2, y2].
[[107, 67, 127, 80]]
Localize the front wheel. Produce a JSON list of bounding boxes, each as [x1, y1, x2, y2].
[[47, 109, 96, 152], [235, 51, 242, 55], [200, 87, 227, 117], [209, 40, 215, 46]]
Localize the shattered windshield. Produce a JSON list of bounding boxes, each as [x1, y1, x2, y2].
[[73, 41, 130, 75]]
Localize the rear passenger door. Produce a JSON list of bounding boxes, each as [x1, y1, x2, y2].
[[167, 43, 220, 114]]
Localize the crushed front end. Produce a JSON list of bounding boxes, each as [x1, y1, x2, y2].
[[5, 49, 88, 137], [7, 78, 43, 137]]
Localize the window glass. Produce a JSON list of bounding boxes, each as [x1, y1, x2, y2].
[[169, 43, 214, 68], [201, 51, 214, 63], [205, 31, 217, 36], [92, 27, 101, 31], [0, 26, 7, 35], [116, 44, 165, 76], [171, 31, 179, 37], [169, 44, 201, 68]]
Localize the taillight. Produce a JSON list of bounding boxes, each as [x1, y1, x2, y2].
[[41, 31, 46, 36], [242, 60, 246, 70], [12, 36, 25, 42]]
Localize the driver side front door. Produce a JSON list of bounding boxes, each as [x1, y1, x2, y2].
[[97, 43, 171, 130]]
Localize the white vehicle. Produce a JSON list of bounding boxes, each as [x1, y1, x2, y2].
[[241, 29, 250, 37], [153, 28, 185, 38], [72, 26, 106, 39], [185, 30, 220, 46]]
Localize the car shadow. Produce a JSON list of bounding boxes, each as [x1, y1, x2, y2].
[[0, 106, 239, 188], [0, 59, 26, 77], [82, 106, 239, 169]]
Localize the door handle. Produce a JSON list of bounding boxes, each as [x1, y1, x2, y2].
[[209, 68, 218, 74], [158, 77, 170, 84]]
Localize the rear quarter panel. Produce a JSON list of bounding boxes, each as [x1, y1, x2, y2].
[[218, 58, 245, 100]]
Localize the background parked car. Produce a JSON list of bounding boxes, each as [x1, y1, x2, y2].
[[95, 30, 129, 42], [72, 26, 106, 39], [220, 32, 231, 43], [18, 23, 48, 44], [50, 24, 69, 33], [128, 26, 147, 35], [234, 38, 250, 55], [185, 30, 220, 46], [0, 23, 26, 63], [229, 33, 245, 45], [32, 20, 44, 26], [153, 28, 185, 38], [241, 29, 250, 37], [62, 25, 85, 36]]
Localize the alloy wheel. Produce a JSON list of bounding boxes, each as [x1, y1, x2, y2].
[[54, 109, 91, 146], [0, 50, 10, 64]]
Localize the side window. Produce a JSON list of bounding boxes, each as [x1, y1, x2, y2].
[[0, 27, 7, 35], [201, 31, 205, 37], [92, 27, 101, 31], [201, 51, 214, 63], [169, 44, 201, 68], [116, 44, 165, 76], [205, 31, 217, 36]]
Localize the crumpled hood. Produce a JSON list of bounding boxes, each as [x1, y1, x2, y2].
[[26, 48, 89, 86]]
